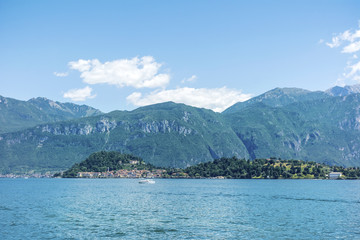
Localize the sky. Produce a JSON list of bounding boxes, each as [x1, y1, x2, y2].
[[1, 0, 360, 113]]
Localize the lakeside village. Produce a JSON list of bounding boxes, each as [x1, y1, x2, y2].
[[1, 160, 353, 180], [69, 169, 343, 179], [0, 168, 344, 180], [2, 151, 360, 179], [63, 163, 345, 179], [76, 168, 188, 178]]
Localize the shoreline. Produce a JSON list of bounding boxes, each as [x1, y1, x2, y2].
[[1, 175, 357, 180]]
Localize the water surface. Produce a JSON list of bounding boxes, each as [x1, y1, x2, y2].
[[0, 179, 359, 239]]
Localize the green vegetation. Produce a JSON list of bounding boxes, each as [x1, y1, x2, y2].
[[223, 93, 360, 167], [0, 95, 101, 134], [62, 151, 155, 178], [61, 151, 360, 179], [332, 166, 360, 180], [0, 102, 249, 173], [184, 157, 329, 179], [2, 88, 360, 174], [184, 157, 360, 179]]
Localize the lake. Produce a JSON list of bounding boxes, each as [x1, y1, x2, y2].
[[0, 178, 359, 239]]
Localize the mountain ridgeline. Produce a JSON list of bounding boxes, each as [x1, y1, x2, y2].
[[0, 95, 102, 134], [1, 85, 360, 173], [0, 102, 248, 173]]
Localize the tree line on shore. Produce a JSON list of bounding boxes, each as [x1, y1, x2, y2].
[[59, 152, 360, 179], [60, 151, 156, 178], [183, 157, 360, 179]]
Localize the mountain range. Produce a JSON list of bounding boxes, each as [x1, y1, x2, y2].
[[0, 96, 102, 134], [1, 84, 360, 173]]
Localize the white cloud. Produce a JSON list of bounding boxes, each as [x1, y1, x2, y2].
[[126, 87, 252, 112], [326, 29, 360, 49], [326, 27, 360, 49], [326, 39, 340, 48], [63, 86, 96, 101], [326, 31, 348, 48], [69, 59, 94, 72], [68, 56, 170, 89], [342, 41, 360, 53], [181, 75, 197, 84], [326, 22, 360, 83], [53, 72, 68, 77], [346, 61, 360, 79], [350, 30, 360, 41], [335, 77, 346, 87]]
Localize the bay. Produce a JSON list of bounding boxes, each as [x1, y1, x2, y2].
[[0, 179, 359, 239]]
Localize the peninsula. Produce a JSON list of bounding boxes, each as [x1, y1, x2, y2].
[[59, 151, 360, 179]]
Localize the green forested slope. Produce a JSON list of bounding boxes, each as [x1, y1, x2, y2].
[[224, 94, 360, 166], [0, 95, 102, 134], [0, 102, 249, 173], [1, 88, 360, 173]]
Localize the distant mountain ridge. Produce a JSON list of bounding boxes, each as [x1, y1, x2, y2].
[[223, 87, 329, 114], [0, 95, 102, 134], [0, 102, 248, 173], [326, 84, 360, 97], [1, 84, 360, 173], [224, 94, 360, 167]]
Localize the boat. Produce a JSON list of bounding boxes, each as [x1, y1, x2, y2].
[[138, 179, 155, 184]]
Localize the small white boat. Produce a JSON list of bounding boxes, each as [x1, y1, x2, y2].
[[138, 179, 155, 184]]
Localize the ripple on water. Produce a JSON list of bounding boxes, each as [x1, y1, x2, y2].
[[270, 195, 360, 204], [0, 205, 12, 211], [148, 227, 178, 234], [159, 220, 173, 223], [103, 232, 127, 237], [44, 213, 57, 218]]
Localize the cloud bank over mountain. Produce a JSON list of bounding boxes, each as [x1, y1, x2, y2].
[[59, 56, 252, 112], [127, 87, 252, 112]]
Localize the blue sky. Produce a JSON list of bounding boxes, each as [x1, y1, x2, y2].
[[1, 0, 360, 112]]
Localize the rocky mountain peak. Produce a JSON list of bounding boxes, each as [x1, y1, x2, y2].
[[326, 84, 360, 97]]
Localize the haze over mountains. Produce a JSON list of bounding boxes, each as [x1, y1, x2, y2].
[[1, 85, 360, 173]]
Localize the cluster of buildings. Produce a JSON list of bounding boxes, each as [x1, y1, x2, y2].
[[77, 169, 168, 178]]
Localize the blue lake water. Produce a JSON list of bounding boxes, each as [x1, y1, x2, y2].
[[0, 179, 359, 239]]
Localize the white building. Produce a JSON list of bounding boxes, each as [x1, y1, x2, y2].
[[329, 172, 342, 179]]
